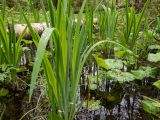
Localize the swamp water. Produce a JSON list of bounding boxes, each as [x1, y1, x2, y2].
[[0, 62, 160, 120], [75, 65, 160, 120]]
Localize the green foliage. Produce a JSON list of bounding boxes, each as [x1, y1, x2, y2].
[[99, 6, 118, 40], [29, 28, 54, 100], [82, 99, 102, 111], [88, 70, 106, 90], [114, 45, 139, 66], [2, 0, 6, 20], [93, 54, 124, 70], [40, 0, 49, 26], [24, 0, 134, 119], [123, 0, 150, 50], [142, 96, 160, 118], [0, 65, 14, 83], [118, 0, 150, 65], [2, 0, 157, 119], [0, 16, 26, 83], [156, 17, 160, 31], [149, 45, 160, 50], [98, 5, 118, 56], [88, 66, 157, 89], [93, 54, 109, 69], [114, 50, 126, 58], [148, 52, 160, 62], [29, 0, 40, 22], [0, 88, 9, 97], [153, 80, 160, 89], [107, 69, 135, 83], [131, 66, 157, 80], [23, 0, 92, 119]]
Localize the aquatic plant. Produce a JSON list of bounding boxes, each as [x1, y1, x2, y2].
[[117, 0, 150, 65], [99, 5, 118, 40], [92, 53, 157, 85], [1, 0, 159, 119], [142, 96, 160, 118], [98, 4, 118, 56], [29, 0, 40, 22], [23, 0, 134, 119], [0, 16, 26, 83], [20, 0, 159, 119], [1, 0, 6, 20], [22, 0, 92, 119]]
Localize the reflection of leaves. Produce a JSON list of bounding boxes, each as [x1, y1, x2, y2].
[[93, 54, 123, 70], [153, 80, 160, 89], [148, 52, 160, 62], [106, 94, 117, 102], [88, 70, 106, 90], [107, 69, 135, 83], [0, 88, 9, 97], [82, 99, 101, 111], [131, 66, 157, 80], [141, 96, 160, 117]]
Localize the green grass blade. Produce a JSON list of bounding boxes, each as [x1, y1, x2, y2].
[[29, 0, 40, 22], [48, 0, 55, 27], [0, 16, 10, 63], [2, 0, 6, 20], [29, 28, 54, 101], [20, 8, 40, 45], [40, 0, 49, 27], [16, 27, 27, 64], [135, 0, 150, 40], [43, 57, 59, 102]]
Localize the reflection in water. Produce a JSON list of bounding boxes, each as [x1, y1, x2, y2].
[[1, 62, 160, 119], [76, 64, 160, 120]]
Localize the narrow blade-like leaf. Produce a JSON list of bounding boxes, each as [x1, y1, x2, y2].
[[29, 28, 54, 101]]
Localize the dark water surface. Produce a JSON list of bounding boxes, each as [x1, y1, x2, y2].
[[1, 64, 160, 120], [75, 65, 160, 120]]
